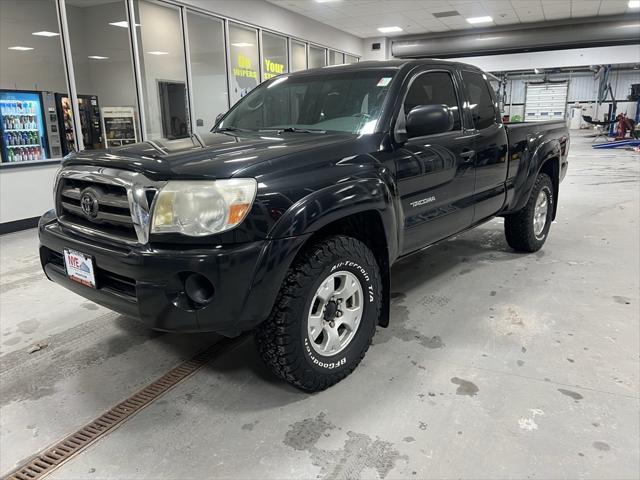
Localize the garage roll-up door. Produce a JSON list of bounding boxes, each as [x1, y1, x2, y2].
[[524, 82, 569, 122]]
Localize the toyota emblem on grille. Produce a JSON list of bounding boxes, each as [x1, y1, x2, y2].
[[80, 190, 99, 219]]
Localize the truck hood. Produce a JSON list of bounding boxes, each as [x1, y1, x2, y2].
[[63, 131, 358, 179]]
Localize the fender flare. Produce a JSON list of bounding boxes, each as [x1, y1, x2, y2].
[[505, 138, 561, 216], [268, 177, 398, 257]]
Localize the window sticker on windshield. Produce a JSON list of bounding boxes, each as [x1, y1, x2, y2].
[[377, 77, 392, 87]]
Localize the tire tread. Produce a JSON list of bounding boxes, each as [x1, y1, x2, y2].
[[255, 235, 381, 392]]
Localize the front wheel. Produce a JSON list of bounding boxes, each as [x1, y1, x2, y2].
[[504, 173, 554, 252], [255, 235, 382, 392]]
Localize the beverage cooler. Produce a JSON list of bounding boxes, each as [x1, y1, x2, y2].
[[0, 90, 62, 164]]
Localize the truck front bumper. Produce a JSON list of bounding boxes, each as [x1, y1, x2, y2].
[[38, 210, 309, 334]]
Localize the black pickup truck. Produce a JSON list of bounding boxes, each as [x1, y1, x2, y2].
[[39, 60, 569, 391]]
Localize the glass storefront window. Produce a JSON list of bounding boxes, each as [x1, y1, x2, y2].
[[134, 0, 190, 140], [0, 0, 69, 164], [262, 32, 288, 81], [65, 0, 139, 152], [308, 45, 326, 69], [228, 22, 259, 106], [290, 40, 307, 72], [328, 50, 345, 66], [186, 11, 227, 134]]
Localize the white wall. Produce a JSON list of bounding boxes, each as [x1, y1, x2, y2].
[[183, 0, 363, 56], [0, 165, 58, 222], [446, 45, 640, 72], [361, 37, 390, 62]]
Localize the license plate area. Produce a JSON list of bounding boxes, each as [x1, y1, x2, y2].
[[63, 248, 96, 289]]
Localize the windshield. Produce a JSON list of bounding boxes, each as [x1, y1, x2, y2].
[[217, 70, 396, 134]]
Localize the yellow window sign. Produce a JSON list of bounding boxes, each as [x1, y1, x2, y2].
[[233, 54, 257, 79], [264, 58, 285, 80]]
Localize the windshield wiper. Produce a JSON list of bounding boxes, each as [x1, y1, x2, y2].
[[213, 126, 250, 136], [260, 127, 327, 134]]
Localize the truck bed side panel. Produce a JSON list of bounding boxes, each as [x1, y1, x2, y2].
[[503, 120, 569, 214]]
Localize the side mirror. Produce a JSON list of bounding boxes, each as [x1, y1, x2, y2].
[[406, 104, 454, 137], [214, 112, 225, 125]]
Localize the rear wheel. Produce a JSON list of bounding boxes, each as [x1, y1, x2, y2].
[[504, 173, 554, 252], [255, 235, 381, 392]]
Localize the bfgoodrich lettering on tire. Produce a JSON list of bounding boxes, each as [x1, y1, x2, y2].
[[255, 235, 382, 392]]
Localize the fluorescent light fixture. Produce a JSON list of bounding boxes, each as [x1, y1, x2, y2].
[[466, 16, 493, 24], [377, 26, 403, 33], [8, 46, 34, 51], [629, 0, 640, 8], [109, 21, 140, 28], [88, 55, 109, 60], [231, 42, 254, 47], [32, 31, 59, 37], [315, 0, 340, 3], [147, 51, 169, 55]]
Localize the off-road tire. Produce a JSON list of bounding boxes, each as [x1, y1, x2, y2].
[[504, 173, 554, 252], [255, 235, 382, 392]]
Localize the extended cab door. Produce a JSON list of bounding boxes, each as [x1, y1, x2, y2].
[[394, 69, 476, 255], [459, 70, 509, 221]]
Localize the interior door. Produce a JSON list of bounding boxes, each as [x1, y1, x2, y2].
[[396, 70, 476, 255]]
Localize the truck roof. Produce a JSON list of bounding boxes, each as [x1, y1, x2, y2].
[[291, 58, 484, 76]]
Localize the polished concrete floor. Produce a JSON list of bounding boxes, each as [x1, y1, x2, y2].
[[1, 133, 638, 479]]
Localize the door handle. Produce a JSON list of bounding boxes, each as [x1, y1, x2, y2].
[[460, 149, 476, 161]]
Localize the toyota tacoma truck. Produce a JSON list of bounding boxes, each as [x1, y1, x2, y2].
[[39, 60, 569, 391]]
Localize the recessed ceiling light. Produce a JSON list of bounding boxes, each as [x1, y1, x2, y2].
[[88, 55, 109, 60], [109, 21, 140, 28], [32, 31, 59, 37], [147, 51, 169, 55], [231, 42, 254, 47], [377, 26, 403, 33], [466, 16, 493, 24], [8, 46, 34, 51], [629, 0, 640, 8]]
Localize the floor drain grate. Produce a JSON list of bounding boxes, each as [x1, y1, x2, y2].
[[3, 336, 243, 480]]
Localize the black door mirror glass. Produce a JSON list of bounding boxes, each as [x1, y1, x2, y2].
[[214, 112, 225, 126], [406, 104, 454, 137]]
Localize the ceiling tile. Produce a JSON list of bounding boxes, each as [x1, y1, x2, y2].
[[481, 0, 513, 11], [598, 0, 630, 14], [266, 0, 608, 39], [571, 0, 601, 17]]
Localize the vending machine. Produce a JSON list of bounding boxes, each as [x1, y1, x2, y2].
[[55, 94, 104, 155], [0, 90, 60, 164]]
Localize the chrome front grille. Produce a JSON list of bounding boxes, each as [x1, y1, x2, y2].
[[55, 166, 163, 245]]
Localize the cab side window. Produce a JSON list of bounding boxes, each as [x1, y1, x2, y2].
[[462, 70, 498, 130], [403, 71, 461, 133]]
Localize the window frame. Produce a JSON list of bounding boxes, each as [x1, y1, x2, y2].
[[394, 68, 465, 142], [460, 69, 501, 131]]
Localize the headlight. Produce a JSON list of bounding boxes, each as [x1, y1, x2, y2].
[[151, 179, 257, 236]]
